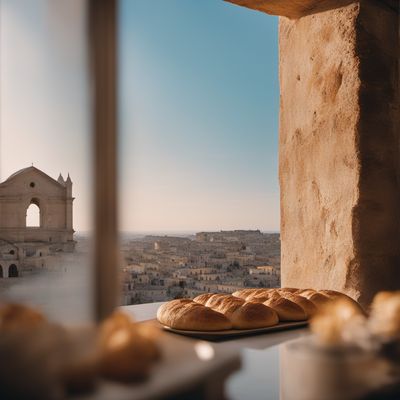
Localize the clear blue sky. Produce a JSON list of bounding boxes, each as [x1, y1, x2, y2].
[[119, 0, 280, 232], [0, 0, 279, 232]]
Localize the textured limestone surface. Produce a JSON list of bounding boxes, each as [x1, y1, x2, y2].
[[354, 0, 400, 305], [279, 4, 361, 302], [279, 1, 399, 306], [225, 0, 356, 19]]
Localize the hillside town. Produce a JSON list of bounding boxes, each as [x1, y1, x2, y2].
[[120, 230, 280, 305], [0, 168, 281, 308]]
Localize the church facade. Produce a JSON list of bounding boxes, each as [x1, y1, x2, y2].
[[0, 166, 75, 278]]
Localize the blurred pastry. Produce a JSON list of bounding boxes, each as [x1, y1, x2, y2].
[[0, 303, 47, 331], [98, 311, 160, 383], [369, 291, 400, 339], [310, 298, 366, 345]]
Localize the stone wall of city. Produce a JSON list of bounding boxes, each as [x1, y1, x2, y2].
[[120, 230, 281, 305]]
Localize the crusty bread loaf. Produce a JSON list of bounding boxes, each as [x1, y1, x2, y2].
[[319, 290, 365, 314], [249, 290, 317, 319], [302, 292, 332, 309], [207, 295, 279, 329], [193, 293, 214, 305], [230, 302, 278, 329], [277, 288, 298, 294], [159, 295, 279, 330], [209, 295, 245, 313], [205, 294, 232, 309], [245, 294, 271, 303], [319, 289, 353, 301], [232, 288, 264, 299], [246, 290, 280, 303], [281, 294, 317, 318], [294, 289, 365, 314], [319, 289, 345, 298], [157, 299, 232, 331], [263, 297, 307, 321], [295, 288, 317, 297]]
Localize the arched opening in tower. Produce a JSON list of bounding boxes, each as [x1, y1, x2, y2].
[[26, 199, 41, 227]]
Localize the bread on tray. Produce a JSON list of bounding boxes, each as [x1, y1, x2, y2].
[[157, 288, 363, 331]]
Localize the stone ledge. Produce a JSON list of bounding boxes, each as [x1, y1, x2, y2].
[[224, 0, 356, 19]]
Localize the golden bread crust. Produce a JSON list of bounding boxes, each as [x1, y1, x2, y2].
[[281, 294, 317, 318], [193, 293, 214, 305], [157, 299, 232, 331], [263, 297, 307, 321], [229, 302, 279, 329]]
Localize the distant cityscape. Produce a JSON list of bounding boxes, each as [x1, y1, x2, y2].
[[0, 229, 280, 307], [0, 167, 281, 316], [120, 230, 280, 305]]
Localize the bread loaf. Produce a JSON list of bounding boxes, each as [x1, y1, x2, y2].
[[245, 294, 271, 303], [159, 295, 279, 330], [319, 290, 364, 313], [245, 290, 279, 303], [277, 288, 298, 294], [263, 297, 307, 321], [295, 288, 317, 297], [193, 293, 214, 305], [232, 288, 262, 299], [208, 295, 244, 313], [204, 294, 232, 309], [281, 294, 317, 318], [228, 302, 279, 329], [302, 292, 332, 309], [207, 295, 279, 329], [157, 299, 232, 331]]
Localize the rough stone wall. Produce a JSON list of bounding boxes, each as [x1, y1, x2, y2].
[[354, 0, 400, 305], [280, 1, 400, 306], [279, 4, 362, 300]]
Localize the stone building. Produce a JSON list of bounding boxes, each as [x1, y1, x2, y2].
[[0, 166, 75, 277]]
